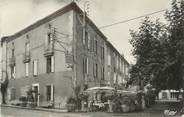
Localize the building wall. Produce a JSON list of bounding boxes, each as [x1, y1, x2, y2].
[[4, 10, 74, 108], [1, 3, 130, 108], [74, 11, 130, 90], [74, 12, 106, 89]]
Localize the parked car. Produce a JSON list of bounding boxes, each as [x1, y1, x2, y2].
[[111, 90, 145, 112]]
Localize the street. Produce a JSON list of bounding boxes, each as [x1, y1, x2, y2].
[[0, 101, 181, 117]]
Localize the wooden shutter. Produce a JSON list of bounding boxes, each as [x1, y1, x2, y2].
[[51, 56, 55, 72]]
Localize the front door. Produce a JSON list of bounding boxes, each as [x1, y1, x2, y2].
[[32, 84, 39, 106]]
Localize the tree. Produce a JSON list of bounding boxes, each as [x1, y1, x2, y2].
[[164, 0, 184, 90], [0, 72, 9, 104], [129, 17, 167, 89], [130, 0, 184, 91]]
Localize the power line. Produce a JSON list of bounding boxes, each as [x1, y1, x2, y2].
[[99, 9, 166, 29]]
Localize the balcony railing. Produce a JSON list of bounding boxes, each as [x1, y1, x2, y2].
[[44, 43, 54, 57], [9, 57, 16, 66], [23, 52, 31, 63]]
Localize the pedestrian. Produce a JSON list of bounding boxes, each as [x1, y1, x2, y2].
[[108, 99, 113, 112]]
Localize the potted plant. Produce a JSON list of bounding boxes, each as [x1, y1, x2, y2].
[[19, 96, 28, 107], [66, 97, 77, 112]]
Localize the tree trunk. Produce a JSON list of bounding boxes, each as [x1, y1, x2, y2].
[[1, 91, 6, 104]]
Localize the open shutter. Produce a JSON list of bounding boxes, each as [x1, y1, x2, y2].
[[33, 60, 38, 76], [51, 56, 55, 72], [45, 33, 49, 50], [86, 58, 88, 74], [51, 84, 54, 101]]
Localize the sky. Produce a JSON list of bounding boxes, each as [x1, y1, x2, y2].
[[0, 0, 172, 64]]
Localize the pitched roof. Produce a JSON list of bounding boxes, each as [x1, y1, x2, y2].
[[1, 2, 129, 65]]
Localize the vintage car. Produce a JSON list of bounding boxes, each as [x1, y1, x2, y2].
[[81, 86, 146, 112], [111, 90, 145, 112]]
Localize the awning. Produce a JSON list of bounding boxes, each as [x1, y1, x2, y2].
[[86, 86, 115, 91]]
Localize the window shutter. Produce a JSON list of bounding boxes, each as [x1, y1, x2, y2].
[[25, 63, 29, 77], [86, 58, 88, 74], [93, 63, 95, 77], [13, 66, 16, 78], [88, 34, 90, 50], [45, 34, 48, 50], [51, 84, 54, 101], [51, 56, 55, 72], [33, 60, 38, 76]]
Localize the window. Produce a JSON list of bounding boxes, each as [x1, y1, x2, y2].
[[101, 67, 104, 80], [101, 46, 104, 59], [93, 38, 95, 52], [83, 32, 86, 45], [113, 73, 116, 84], [96, 64, 98, 78], [45, 33, 53, 50], [107, 71, 110, 81], [83, 57, 88, 74], [10, 88, 16, 100], [25, 42, 30, 53], [46, 56, 54, 73], [120, 59, 122, 71], [117, 56, 119, 69], [108, 53, 111, 65], [12, 49, 15, 57], [87, 33, 91, 50], [46, 85, 54, 101], [118, 75, 122, 84], [93, 63, 98, 78], [122, 62, 124, 74], [12, 42, 15, 57], [33, 60, 38, 76], [48, 33, 53, 43], [25, 62, 29, 77], [10, 66, 15, 79], [95, 40, 97, 55]]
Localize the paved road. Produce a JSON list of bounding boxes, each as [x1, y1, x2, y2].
[[0, 101, 182, 117], [0, 102, 183, 117]]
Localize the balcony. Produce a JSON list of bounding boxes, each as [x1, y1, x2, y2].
[[23, 52, 31, 63], [9, 57, 16, 66], [44, 44, 54, 57]]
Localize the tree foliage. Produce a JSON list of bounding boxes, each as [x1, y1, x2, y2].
[[164, 0, 184, 90], [129, 17, 167, 89], [129, 0, 184, 90]]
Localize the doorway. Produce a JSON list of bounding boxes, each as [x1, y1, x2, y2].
[[32, 83, 39, 106]]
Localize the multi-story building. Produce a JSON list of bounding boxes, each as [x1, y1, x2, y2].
[[1, 2, 129, 108]]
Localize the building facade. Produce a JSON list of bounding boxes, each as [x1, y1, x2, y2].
[[1, 2, 129, 108]]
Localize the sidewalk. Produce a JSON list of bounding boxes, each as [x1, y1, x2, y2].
[[0, 104, 68, 113]]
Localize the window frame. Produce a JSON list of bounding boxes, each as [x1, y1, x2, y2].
[[46, 84, 54, 101], [10, 65, 16, 79], [46, 56, 54, 73]]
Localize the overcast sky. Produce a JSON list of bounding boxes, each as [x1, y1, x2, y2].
[[0, 0, 172, 64]]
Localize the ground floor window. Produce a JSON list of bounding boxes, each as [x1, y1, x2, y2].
[[10, 88, 16, 100], [46, 84, 54, 101]]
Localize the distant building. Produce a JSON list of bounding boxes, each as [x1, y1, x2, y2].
[[1, 2, 129, 108]]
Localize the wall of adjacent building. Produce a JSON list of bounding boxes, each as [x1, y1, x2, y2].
[[74, 10, 130, 90], [74, 11, 106, 89]]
